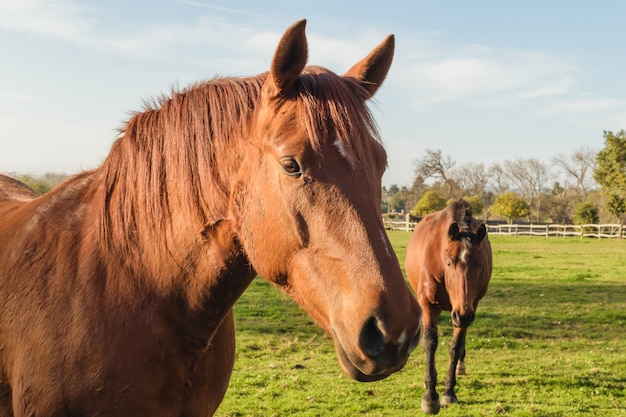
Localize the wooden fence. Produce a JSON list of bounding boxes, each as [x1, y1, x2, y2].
[[383, 220, 624, 240], [383, 220, 416, 231], [487, 223, 624, 239]]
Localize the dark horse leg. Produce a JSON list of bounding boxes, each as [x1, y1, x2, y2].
[[441, 326, 467, 406], [421, 308, 441, 415], [456, 338, 467, 376]]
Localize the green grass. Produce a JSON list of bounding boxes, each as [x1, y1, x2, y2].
[[216, 234, 626, 416]]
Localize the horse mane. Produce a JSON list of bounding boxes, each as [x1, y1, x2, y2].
[[95, 67, 385, 273], [97, 75, 264, 273]]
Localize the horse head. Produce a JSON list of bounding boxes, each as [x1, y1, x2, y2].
[[230, 20, 421, 381], [444, 220, 488, 328]]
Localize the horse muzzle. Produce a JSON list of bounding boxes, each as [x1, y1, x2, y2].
[[332, 315, 422, 382]]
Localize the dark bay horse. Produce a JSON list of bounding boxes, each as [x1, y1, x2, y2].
[[406, 199, 492, 414], [0, 20, 421, 416]]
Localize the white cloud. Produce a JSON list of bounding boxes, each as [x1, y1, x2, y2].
[[0, 0, 94, 39], [385, 39, 622, 130], [0, 0, 389, 77], [393, 43, 578, 109], [0, 0, 271, 62]]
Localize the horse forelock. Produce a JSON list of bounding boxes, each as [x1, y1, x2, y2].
[[295, 66, 387, 173], [441, 199, 476, 263], [447, 199, 473, 231]]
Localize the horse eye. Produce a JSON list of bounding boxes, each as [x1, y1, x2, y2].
[[446, 259, 452, 267], [280, 157, 302, 177]]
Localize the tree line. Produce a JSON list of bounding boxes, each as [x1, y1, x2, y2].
[[383, 130, 626, 225]]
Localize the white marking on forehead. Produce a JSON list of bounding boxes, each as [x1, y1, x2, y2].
[[333, 138, 357, 169], [460, 246, 469, 264]]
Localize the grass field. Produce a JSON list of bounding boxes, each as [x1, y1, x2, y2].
[[216, 233, 626, 416]]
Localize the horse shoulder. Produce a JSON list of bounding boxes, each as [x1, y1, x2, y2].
[[183, 311, 237, 416]]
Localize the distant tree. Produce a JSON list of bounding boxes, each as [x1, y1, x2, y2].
[[17, 174, 52, 195], [544, 195, 574, 224], [411, 190, 446, 218], [593, 130, 626, 222], [387, 186, 413, 214], [504, 157, 551, 221], [413, 149, 456, 198], [542, 183, 576, 224], [574, 202, 599, 225], [487, 163, 510, 195], [552, 146, 597, 199], [551, 181, 566, 198], [607, 194, 626, 223], [489, 192, 529, 224], [382, 185, 406, 214], [594, 130, 626, 194], [453, 162, 488, 198], [381, 186, 392, 214]]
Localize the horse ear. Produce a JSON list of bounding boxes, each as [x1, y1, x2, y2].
[[344, 34, 394, 98], [448, 223, 460, 240], [268, 19, 308, 98], [474, 223, 487, 243]]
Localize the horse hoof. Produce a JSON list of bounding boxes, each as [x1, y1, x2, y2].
[[421, 398, 441, 414], [441, 394, 458, 405], [456, 361, 466, 376]]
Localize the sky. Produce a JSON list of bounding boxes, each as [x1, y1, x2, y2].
[[1, 0, 625, 187]]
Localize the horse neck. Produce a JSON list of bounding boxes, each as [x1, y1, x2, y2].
[[87, 143, 254, 351]]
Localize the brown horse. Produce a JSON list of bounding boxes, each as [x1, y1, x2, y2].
[[406, 199, 492, 414], [0, 20, 422, 416]]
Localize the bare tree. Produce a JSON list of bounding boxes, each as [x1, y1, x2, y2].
[[487, 163, 510, 195], [453, 162, 488, 197], [413, 149, 456, 198], [552, 146, 597, 200], [504, 158, 552, 221]]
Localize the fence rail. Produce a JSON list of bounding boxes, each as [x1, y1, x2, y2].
[[487, 223, 624, 239], [383, 220, 624, 240], [383, 220, 417, 231]]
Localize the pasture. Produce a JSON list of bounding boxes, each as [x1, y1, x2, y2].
[[216, 233, 626, 416]]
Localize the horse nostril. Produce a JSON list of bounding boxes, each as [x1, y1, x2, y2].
[[451, 310, 475, 328], [359, 317, 384, 358], [451, 310, 460, 327]]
